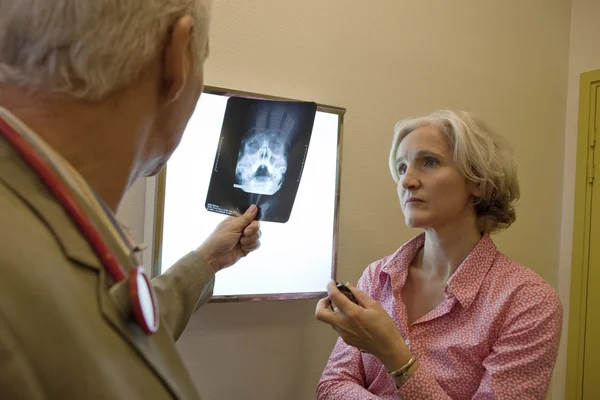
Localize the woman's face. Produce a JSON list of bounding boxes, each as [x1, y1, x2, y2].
[[394, 125, 478, 230]]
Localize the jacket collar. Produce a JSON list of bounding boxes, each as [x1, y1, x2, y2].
[[0, 136, 103, 270]]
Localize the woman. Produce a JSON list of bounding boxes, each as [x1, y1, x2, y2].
[[315, 110, 562, 399]]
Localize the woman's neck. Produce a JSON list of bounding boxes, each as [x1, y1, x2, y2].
[[420, 217, 482, 283]]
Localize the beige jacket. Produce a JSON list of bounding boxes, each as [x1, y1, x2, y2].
[[0, 127, 215, 398]]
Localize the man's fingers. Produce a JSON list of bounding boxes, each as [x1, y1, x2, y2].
[[240, 233, 259, 246], [244, 221, 260, 237], [231, 205, 258, 230], [241, 241, 260, 254]]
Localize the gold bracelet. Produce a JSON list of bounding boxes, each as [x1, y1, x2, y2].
[[387, 355, 417, 385]]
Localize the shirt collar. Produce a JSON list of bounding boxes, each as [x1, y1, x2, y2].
[[381, 232, 425, 285], [381, 232, 498, 309], [445, 234, 498, 308]]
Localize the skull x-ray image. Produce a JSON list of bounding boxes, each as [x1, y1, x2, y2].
[[205, 97, 317, 223], [233, 111, 295, 195]]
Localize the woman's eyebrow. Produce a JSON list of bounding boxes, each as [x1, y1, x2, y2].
[[396, 150, 443, 164]]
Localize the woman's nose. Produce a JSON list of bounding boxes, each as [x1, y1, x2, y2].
[[401, 167, 419, 189]]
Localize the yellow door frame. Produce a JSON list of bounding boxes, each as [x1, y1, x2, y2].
[[566, 68, 600, 399]]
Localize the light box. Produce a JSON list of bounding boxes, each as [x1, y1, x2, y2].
[[149, 86, 345, 302]]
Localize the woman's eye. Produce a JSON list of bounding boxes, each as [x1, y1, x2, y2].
[[398, 164, 407, 175], [424, 158, 438, 167]]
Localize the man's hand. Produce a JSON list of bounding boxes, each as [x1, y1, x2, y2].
[[196, 205, 261, 272]]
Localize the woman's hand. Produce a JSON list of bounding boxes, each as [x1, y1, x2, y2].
[[315, 280, 412, 370]]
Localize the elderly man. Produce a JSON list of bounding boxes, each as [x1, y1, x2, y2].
[[0, 0, 259, 398]]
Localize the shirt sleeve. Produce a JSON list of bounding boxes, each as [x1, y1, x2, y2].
[[398, 283, 562, 400], [316, 263, 392, 399], [151, 251, 215, 340], [394, 363, 452, 399], [316, 337, 385, 399], [471, 284, 563, 399]]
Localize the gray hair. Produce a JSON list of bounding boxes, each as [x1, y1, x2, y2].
[[389, 110, 520, 234], [0, 0, 211, 100]]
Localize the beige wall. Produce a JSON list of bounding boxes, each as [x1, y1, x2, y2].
[[118, 1, 573, 398], [555, 0, 600, 398]]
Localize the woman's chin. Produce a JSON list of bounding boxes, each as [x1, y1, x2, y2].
[[404, 215, 430, 229]]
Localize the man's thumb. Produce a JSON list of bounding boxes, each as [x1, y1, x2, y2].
[[234, 204, 258, 227]]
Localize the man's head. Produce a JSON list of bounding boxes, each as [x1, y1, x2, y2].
[[0, 0, 211, 176]]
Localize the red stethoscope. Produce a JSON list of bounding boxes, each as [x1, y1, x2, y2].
[[0, 117, 159, 334]]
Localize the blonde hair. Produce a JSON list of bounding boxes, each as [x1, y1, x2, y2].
[[0, 0, 211, 100], [389, 110, 520, 234]]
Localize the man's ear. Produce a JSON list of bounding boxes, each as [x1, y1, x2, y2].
[[162, 15, 195, 105]]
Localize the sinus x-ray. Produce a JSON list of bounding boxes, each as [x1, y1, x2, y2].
[[205, 97, 317, 223]]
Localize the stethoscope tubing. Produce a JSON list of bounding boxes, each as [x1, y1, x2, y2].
[[0, 118, 158, 334], [0, 118, 128, 283]]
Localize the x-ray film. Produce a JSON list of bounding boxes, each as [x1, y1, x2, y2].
[[205, 97, 317, 223]]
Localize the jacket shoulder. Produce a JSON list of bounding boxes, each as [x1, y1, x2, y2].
[[0, 179, 67, 269]]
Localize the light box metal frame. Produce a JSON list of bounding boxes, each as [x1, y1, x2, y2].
[[150, 85, 346, 303]]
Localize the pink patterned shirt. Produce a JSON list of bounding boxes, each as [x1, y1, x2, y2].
[[317, 233, 562, 399]]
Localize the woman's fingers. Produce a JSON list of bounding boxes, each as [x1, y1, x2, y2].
[[345, 283, 376, 308]]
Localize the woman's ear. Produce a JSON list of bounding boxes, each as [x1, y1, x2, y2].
[[468, 181, 482, 199]]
